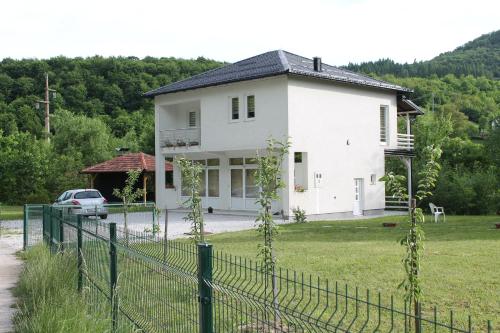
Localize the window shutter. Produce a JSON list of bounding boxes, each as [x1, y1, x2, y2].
[[189, 111, 197, 127], [380, 106, 387, 143]]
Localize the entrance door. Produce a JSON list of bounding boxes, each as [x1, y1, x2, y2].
[[353, 178, 364, 216], [230, 169, 245, 209], [230, 167, 258, 210]]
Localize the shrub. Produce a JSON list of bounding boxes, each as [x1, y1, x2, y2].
[[292, 207, 307, 223]]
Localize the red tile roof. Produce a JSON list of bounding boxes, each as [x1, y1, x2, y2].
[[81, 152, 173, 173]]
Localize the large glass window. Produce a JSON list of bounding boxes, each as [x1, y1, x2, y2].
[[199, 169, 206, 197], [208, 170, 219, 197], [181, 159, 219, 197], [245, 169, 258, 198], [231, 169, 243, 197]]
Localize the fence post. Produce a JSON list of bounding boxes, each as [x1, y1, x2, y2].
[[49, 206, 54, 253], [198, 243, 213, 333], [23, 204, 28, 251], [77, 215, 83, 292], [109, 223, 118, 332], [42, 205, 48, 245], [59, 209, 64, 253]]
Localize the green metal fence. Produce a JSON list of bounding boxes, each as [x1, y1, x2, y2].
[[26, 204, 495, 333]]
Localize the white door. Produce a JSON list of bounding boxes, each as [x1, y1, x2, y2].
[[230, 167, 259, 210], [353, 178, 364, 216]]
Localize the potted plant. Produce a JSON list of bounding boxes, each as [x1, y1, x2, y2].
[[294, 184, 306, 193]]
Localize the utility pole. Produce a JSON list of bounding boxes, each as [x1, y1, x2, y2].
[[36, 73, 56, 142]]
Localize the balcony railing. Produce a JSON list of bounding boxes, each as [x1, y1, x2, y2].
[[385, 196, 409, 210], [160, 128, 200, 149], [396, 133, 414, 150]]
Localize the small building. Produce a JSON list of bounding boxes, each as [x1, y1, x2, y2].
[[146, 50, 422, 217], [81, 152, 173, 203]]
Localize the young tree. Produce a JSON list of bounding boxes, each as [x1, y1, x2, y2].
[[176, 158, 205, 243], [255, 137, 290, 326], [381, 145, 442, 331], [113, 169, 142, 244]]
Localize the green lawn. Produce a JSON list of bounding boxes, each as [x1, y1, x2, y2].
[[205, 215, 500, 325], [0, 205, 23, 220]]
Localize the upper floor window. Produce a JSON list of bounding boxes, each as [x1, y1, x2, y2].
[[188, 111, 197, 127], [380, 105, 388, 144], [246, 95, 255, 119], [231, 97, 240, 120]]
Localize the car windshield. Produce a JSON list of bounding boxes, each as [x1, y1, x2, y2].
[[74, 191, 101, 199]]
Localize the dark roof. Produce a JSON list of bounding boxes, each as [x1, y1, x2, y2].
[[144, 50, 411, 97], [397, 96, 424, 115], [81, 152, 173, 174]]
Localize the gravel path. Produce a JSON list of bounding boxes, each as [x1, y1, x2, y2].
[[0, 231, 22, 333]]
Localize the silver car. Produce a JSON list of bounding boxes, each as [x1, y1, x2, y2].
[[54, 189, 108, 219]]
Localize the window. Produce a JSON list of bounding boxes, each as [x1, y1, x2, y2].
[[207, 159, 219, 166], [245, 169, 258, 198], [246, 95, 255, 119], [294, 152, 308, 191], [165, 171, 174, 188], [380, 105, 388, 143], [230, 158, 244, 165], [231, 97, 239, 120], [207, 170, 219, 197], [188, 111, 197, 127], [244, 157, 257, 165], [74, 191, 101, 199], [294, 152, 303, 163], [181, 159, 220, 197]]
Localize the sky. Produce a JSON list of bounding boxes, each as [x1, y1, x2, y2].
[[0, 0, 498, 66]]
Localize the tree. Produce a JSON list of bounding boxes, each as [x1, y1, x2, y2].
[[176, 158, 205, 243], [381, 145, 442, 331], [51, 109, 113, 166], [113, 169, 142, 244], [255, 137, 290, 326]]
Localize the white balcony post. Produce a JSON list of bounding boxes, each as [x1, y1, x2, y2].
[[406, 113, 411, 135]]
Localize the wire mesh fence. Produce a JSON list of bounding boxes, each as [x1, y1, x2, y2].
[[25, 204, 495, 333]]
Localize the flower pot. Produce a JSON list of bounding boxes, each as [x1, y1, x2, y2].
[[383, 222, 397, 228]]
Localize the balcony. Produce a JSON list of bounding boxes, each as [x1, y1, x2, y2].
[[160, 128, 200, 149], [396, 133, 414, 150], [385, 133, 415, 157]]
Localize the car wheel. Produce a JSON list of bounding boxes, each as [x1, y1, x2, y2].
[[100, 214, 108, 220]]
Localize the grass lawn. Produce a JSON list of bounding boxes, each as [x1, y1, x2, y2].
[[205, 215, 500, 325], [0, 205, 23, 220]]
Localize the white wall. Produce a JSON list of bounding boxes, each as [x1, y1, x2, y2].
[[286, 76, 398, 216], [154, 76, 289, 209]]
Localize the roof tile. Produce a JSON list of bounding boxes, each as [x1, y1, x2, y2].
[[81, 152, 173, 173]]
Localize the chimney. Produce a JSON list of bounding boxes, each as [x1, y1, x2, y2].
[[313, 57, 322, 72]]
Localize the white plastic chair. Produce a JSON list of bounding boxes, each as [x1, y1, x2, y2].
[[429, 203, 445, 223]]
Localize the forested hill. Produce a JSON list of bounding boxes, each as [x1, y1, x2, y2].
[[345, 30, 500, 78], [0, 56, 222, 141]]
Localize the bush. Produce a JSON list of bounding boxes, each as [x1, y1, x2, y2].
[[14, 245, 109, 333], [431, 165, 499, 214], [292, 207, 307, 223]]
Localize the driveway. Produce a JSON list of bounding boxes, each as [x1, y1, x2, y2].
[[102, 210, 284, 238]]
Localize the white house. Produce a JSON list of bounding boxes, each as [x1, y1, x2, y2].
[[145, 50, 421, 218]]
